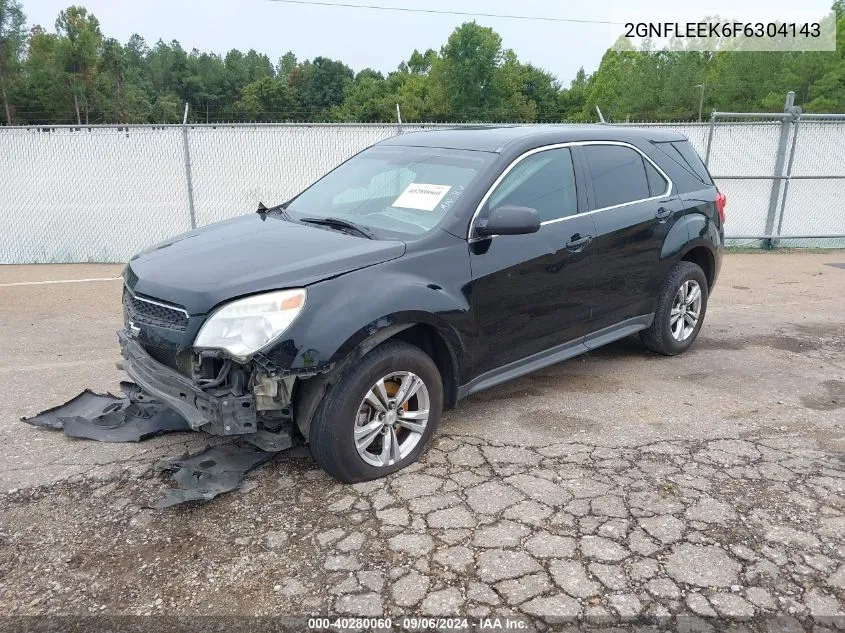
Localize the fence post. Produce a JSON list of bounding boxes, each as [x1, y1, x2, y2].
[[763, 92, 795, 248], [704, 112, 716, 167], [181, 103, 198, 230], [775, 112, 801, 242]]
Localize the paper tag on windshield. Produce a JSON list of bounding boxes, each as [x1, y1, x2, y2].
[[392, 183, 452, 211]]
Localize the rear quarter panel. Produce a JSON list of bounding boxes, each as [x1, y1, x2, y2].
[[641, 141, 723, 285]]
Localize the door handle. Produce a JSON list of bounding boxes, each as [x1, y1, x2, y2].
[[565, 234, 593, 251], [655, 206, 672, 221]]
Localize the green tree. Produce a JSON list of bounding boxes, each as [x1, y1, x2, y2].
[[277, 51, 296, 81], [331, 68, 391, 121], [96, 38, 151, 122], [0, 0, 25, 124], [655, 52, 708, 119], [518, 63, 560, 121], [439, 22, 503, 117], [233, 76, 292, 121], [9, 6, 845, 125], [407, 48, 437, 75], [490, 49, 535, 120], [23, 25, 69, 123], [184, 51, 225, 121], [54, 5, 102, 124], [291, 56, 353, 119], [558, 67, 589, 120]]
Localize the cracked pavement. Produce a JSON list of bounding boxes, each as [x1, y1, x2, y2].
[[3, 433, 844, 626], [1, 253, 844, 626]]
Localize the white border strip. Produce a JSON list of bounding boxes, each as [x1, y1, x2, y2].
[[0, 277, 121, 287]]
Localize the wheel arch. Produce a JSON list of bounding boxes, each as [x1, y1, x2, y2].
[[680, 245, 716, 289], [292, 313, 462, 439]]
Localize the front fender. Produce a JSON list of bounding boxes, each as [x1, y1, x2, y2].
[[262, 242, 475, 380], [327, 308, 466, 370]]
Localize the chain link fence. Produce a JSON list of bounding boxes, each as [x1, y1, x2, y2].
[[2, 115, 844, 263]]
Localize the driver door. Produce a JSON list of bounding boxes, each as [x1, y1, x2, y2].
[[468, 147, 597, 376]]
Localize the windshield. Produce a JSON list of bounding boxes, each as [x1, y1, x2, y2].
[[286, 145, 494, 238]]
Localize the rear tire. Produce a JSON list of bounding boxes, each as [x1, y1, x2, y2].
[[641, 261, 708, 356], [309, 341, 443, 483]]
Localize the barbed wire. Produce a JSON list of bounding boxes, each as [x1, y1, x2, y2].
[[3, 108, 713, 126]]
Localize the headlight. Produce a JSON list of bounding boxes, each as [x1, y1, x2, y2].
[[194, 289, 306, 360]]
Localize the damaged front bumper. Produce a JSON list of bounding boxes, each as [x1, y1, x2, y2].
[[117, 328, 256, 435], [22, 328, 310, 507]]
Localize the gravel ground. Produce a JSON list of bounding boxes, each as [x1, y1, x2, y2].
[[1, 253, 844, 628]]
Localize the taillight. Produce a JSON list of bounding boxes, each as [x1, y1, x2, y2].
[[716, 191, 726, 224]]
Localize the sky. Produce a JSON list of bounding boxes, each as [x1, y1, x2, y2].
[[21, 0, 834, 87]]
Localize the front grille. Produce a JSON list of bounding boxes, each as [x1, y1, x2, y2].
[[143, 341, 180, 369], [123, 290, 188, 331]]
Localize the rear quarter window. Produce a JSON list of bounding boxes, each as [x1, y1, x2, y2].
[[655, 140, 713, 185], [644, 159, 668, 196]]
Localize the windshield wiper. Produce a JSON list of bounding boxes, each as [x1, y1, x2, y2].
[[299, 217, 375, 239]]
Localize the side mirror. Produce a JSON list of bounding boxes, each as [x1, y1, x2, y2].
[[475, 205, 541, 237]]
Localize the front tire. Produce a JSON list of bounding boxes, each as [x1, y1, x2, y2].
[[641, 261, 709, 356], [309, 341, 443, 483]]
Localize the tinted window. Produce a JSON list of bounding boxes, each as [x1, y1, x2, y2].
[[583, 145, 650, 208], [488, 148, 577, 223], [644, 158, 668, 196], [656, 140, 713, 185]]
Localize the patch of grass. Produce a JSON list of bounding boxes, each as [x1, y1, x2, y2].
[[725, 246, 841, 254]]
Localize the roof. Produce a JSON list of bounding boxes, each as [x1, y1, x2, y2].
[[379, 124, 688, 153]]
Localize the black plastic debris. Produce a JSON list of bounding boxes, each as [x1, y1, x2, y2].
[[150, 442, 277, 508], [22, 383, 293, 507], [21, 382, 190, 442]]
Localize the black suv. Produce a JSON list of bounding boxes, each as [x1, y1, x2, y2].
[[120, 125, 724, 482]]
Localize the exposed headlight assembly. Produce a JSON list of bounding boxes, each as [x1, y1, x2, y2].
[[194, 289, 306, 360]]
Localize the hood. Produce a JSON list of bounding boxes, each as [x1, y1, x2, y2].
[[127, 213, 406, 314]]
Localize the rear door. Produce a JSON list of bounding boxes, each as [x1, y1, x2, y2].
[[578, 142, 683, 335], [469, 146, 597, 375]]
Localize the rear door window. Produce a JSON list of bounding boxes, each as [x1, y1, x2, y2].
[[583, 145, 650, 209]]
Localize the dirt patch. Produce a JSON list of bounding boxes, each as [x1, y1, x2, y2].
[[758, 334, 821, 353], [521, 408, 597, 433], [801, 379, 845, 411], [471, 385, 543, 402], [696, 331, 823, 353], [681, 371, 712, 383], [529, 372, 623, 393], [792, 323, 845, 354], [694, 337, 747, 351]]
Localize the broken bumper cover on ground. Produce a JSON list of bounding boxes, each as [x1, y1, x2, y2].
[[21, 382, 190, 442], [117, 328, 256, 435]]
